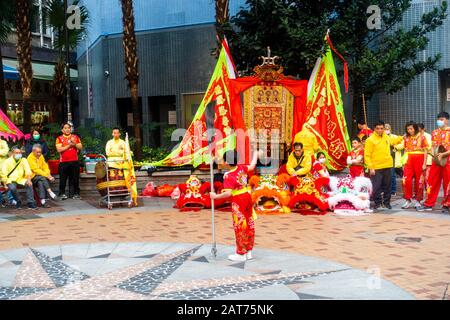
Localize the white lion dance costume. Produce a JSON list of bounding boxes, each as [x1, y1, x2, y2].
[[328, 176, 373, 216]]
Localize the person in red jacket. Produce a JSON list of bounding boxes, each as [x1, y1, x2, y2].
[[417, 112, 450, 213], [56, 122, 83, 200]]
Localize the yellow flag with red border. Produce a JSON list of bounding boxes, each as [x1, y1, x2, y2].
[[124, 133, 138, 205]]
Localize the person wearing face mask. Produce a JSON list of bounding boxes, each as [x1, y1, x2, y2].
[[1, 146, 36, 210], [24, 129, 50, 161], [312, 152, 330, 178], [364, 121, 403, 211], [417, 112, 450, 213]]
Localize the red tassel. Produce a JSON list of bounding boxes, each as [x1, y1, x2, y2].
[[326, 34, 349, 93]]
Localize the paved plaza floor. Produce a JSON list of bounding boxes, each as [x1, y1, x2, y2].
[[0, 196, 449, 300]]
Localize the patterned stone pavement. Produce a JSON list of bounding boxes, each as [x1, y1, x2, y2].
[[0, 196, 449, 300], [0, 243, 412, 300]]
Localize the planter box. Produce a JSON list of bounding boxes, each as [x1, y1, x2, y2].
[[48, 160, 60, 175], [48, 160, 84, 175]]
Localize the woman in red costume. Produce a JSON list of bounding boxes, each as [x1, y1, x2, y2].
[[210, 149, 263, 262], [401, 122, 429, 209]]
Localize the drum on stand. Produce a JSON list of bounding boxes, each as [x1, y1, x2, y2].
[[430, 145, 448, 167], [95, 161, 127, 197]]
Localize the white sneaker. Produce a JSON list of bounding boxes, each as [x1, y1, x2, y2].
[[414, 200, 421, 208], [246, 251, 253, 260], [364, 208, 373, 213], [402, 200, 412, 209], [48, 192, 57, 200], [228, 254, 247, 262]]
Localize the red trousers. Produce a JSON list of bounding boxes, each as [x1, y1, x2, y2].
[[424, 159, 450, 208], [231, 192, 255, 255], [350, 166, 365, 178], [403, 154, 426, 201]]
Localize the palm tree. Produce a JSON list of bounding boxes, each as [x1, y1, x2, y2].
[[214, 0, 229, 56], [45, 0, 88, 123], [15, 0, 34, 133], [0, 0, 15, 113], [119, 0, 142, 160]]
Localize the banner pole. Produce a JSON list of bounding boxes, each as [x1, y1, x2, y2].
[[209, 147, 218, 258]]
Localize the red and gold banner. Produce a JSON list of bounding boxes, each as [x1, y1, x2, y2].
[[149, 40, 237, 168], [298, 42, 351, 170]]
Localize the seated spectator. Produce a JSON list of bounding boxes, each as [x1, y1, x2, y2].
[[1, 146, 37, 210], [27, 144, 57, 208]]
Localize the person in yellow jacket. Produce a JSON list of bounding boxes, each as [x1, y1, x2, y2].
[[27, 144, 57, 208], [364, 121, 403, 210], [286, 142, 313, 177], [105, 128, 126, 169], [0, 138, 8, 206], [1, 146, 36, 209], [0, 138, 9, 168]]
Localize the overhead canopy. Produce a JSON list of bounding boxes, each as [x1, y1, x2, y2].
[[2, 64, 19, 80], [2, 58, 78, 81]]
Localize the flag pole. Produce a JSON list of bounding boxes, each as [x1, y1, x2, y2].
[[209, 145, 217, 258]]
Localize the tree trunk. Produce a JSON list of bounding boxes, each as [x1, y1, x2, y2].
[[15, 0, 33, 134], [22, 96, 31, 133], [130, 81, 142, 160], [214, 0, 229, 57], [120, 0, 141, 159], [0, 45, 7, 112]]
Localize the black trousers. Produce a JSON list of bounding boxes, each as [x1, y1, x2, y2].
[[59, 161, 80, 197], [370, 168, 392, 206]]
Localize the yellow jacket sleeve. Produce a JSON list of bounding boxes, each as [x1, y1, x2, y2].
[[105, 140, 114, 157], [286, 154, 297, 176], [22, 158, 32, 178], [389, 134, 404, 146], [0, 140, 9, 157], [364, 139, 374, 170], [1, 159, 7, 183]]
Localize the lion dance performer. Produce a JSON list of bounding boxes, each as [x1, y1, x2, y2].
[[398, 122, 429, 209], [210, 149, 263, 262], [106, 128, 126, 170], [418, 112, 450, 213]]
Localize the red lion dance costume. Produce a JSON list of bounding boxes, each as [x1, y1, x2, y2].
[[176, 175, 211, 211], [288, 175, 330, 215], [175, 175, 231, 211]]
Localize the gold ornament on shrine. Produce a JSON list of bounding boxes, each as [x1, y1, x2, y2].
[[253, 47, 286, 82]]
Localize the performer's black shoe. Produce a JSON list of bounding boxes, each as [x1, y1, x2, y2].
[[442, 207, 449, 214]]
